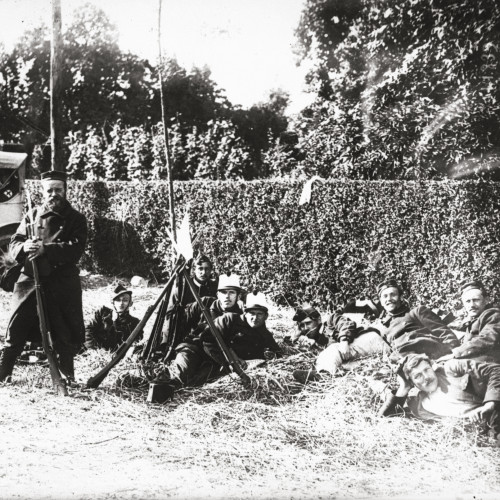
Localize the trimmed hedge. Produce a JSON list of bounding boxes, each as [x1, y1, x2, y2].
[[27, 179, 500, 311]]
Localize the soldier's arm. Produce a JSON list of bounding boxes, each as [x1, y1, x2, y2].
[[184, 297, 214, 331], [263, 330, 282, 355], [468, 359, 500, 404], [42, 212, 88, 265], [9, 217, 29, 263], [452, 310, 500, 359], [412, 306, 460, 348], [325, 313, 358, 343], [210, 313, 238, 341], [378, 392, 407, 417], [85, 307, 110, 350], [307, 326, 329, 346]]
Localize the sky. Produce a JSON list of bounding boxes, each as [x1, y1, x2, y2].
[[0, 0, 315, 114]]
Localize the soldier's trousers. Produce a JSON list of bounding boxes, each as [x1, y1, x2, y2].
[[167, 342, 223, 387], [316, 331, 389, 375], [0, 294, 74, 381]]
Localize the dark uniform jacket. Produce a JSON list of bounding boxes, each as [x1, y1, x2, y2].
[[161, 275, 218, 345], [326, 303, 459, 361], [325, 303, 411, 344], [85, 306, 141, 351], [206, 313, 281, 361], [7, 200, 87, 354], [379, 359, 500, 437], [451, 307, 500, 364], [168, 275, 218, 310], [184, 297, 243, 338], [382, 305, 460, 360]]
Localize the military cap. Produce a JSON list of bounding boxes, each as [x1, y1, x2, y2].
[[41, 170, 68, 182], [460, 279, 487, 295], [293, 306, 321, 323], [112, 283, 132, 301], [376, 278, 403, 296]]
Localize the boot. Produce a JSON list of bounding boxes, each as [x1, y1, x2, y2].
[[0, 348, 19, 382], [58, 351, 75, 383], [292, 368, 324, 384]]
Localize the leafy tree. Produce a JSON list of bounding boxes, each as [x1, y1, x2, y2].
[[295, 0, 500, 179], [0, 2, 290, 180], [153, 60, 232, 132], [0, 27, 51, 147]]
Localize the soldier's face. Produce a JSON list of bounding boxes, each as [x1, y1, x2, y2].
[[113, 294, 132, 313], [379, 287, 402, 313], [408, 360, 438, 393], [194, 263, 212, 282], [298, 317, 320, 335], [218, 289, 239, 310], [245, 309, 268, 328], [462, 288, 487, 319], [42, 179, 66, 211]]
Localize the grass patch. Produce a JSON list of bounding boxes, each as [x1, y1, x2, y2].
[[0, 282, 499, 499]]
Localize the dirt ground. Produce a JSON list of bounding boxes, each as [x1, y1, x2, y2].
[[0, 277, 499, 500]]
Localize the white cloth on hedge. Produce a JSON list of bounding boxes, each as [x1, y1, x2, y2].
[[299, 176, 326, 205]]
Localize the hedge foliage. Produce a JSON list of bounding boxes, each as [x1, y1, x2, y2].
[[27, 179, 500, 311]]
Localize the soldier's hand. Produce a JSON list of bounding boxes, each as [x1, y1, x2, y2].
[[395, 373, 412, 397], [23, 238, 42, 255], [468, 402, 496, 424], [298, 336, 315, 347], [27, 243, 44, 260]]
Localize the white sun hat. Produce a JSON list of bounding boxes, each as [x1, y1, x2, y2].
[[218, 273, 243, 292], [245, 291, 269, 311]]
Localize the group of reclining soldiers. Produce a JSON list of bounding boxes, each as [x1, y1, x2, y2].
[[0, 171, 499, 447], [83, 254, 500, 446]]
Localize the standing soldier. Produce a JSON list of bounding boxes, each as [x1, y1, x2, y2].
[[0, 171, 87, 384]]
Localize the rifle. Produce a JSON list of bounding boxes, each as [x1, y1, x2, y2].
[[140, 232, 200, 363], [181, 265, 252, 386], [87, 258, 186, 389], [162, 270, 189, 362], [25, 194, 68, 396], [140, 294, 169, 363]]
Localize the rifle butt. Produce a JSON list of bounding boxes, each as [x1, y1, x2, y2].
[[86, 371, 107, 389], [54, 379, 69, 396]]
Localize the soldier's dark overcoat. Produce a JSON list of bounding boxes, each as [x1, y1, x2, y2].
[[6, 199, 87, 354]]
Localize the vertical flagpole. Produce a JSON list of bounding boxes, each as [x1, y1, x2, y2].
[[158, 0, 177, 259], [51, 0, 64, 172]]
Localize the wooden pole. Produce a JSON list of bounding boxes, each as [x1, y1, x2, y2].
[[51, 0, 64, 172], [158, 0, 177, 251]]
